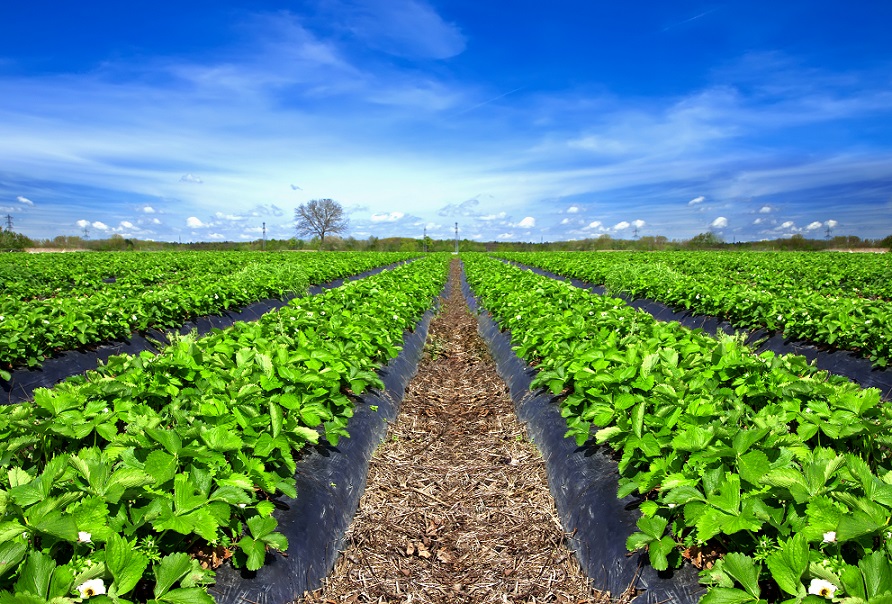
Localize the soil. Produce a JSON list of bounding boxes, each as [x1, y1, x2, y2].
[[300, 259, 613, 603]]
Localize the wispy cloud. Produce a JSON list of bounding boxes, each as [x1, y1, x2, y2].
[[16, 196, 34, 205], [1, 5, 890, 242]]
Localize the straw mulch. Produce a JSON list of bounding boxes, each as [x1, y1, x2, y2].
[[300, 260, 617, 603]]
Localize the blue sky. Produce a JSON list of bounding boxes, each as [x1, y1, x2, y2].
[[1, 1, 891, 243]]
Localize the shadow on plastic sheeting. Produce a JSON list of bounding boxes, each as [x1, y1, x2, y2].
[[210, 295, 439, 604], [461, 269, 704, 604], [507, 261, 892, 400], [1, 260, 413, 405]]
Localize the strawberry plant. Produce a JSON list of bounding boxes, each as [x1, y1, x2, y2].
[[0, 254, 448, 601], [496, 251, 892, 369], [464, 253, 892, 603], [0, 251, 419, 373]]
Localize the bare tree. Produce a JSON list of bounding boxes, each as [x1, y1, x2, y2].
[[294, 198, 348, 247]]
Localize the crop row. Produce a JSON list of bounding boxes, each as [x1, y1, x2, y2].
[[464, 254, 892, 604], [496, 251, 892, 369], [0, 255, 448, 603], [0, 252, 417, 374]]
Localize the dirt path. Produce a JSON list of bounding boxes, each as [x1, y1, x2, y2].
[[301, 260, 607, 603]]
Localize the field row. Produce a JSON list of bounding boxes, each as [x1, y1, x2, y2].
[[497, 251, 892, 368], [0, 255, 449, 602], [464, 254, 892, 603], [0, 251, 417, 374]]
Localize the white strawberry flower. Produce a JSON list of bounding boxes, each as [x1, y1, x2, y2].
[[822, 531, 836, 543], [807, 578, 836, 598], [77, 531, 92, 543], [76, 578, 106, 598]]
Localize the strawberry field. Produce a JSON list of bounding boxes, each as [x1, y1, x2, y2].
[[0, 251, 416, 376], [465, 253, 892, 604], [2, 249, 891, 603], [496, 251, 892, 368]]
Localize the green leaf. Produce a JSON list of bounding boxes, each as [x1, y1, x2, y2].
[[247, 515, 277, 540], [0, 520, 27, 544], [106, 534, 149, 596], [15, 551, 54, 599], [154, 553, 193, 599], [860, 551, 892, 599], [32, 510, 78, 541], [269, 402, 283, 439], [700, 587, 758, 604], [632, 400, 645, 438], [626, 531, 654, 551], [200, 425, 242, 451], [722, 553, 761, 599], [144, 451, 178, 486], [237, 537, 267, 571], [738, 450, 771, 487], [289, 425, 319, 444], [262, 532, 288, 552], [146, 428, 183, 455], [0, 542, 27, 579], [837, 508, 885, 542], [0, 592, 44, 604], [648, 535, 675, 571], [158, 587, 214, 604], [766, 534, 809, 596], [217, 473, 253, 490]]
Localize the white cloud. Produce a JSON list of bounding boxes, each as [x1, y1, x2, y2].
[[16, 196, 34, 205], [208, 233, 225, 240], [632, 219, 646, 228], [825, 219, 838, 228], [567, 205, 580, 213], [186, 216, 206, 228], [76, 219, 90, 228], [688, 196, 705, 206], [479, 212, 506, 221], [560, 217, 571, 225], [614, 221, 630, 230], [338, 0, 466, 60], [142, 206, 156, 213], [92, 221, 109, 230], [753, 218, 763, 225], [151, 218, 161, 225], [180, 174, 203, 184], [370, 211, 405, 222], [120, 221, 134, 229], [711, 217, 728, 228], [215, 212, 243, 221], [584, 220, 603, 229], [496, 232, 514, 239], [780, 220, 795, 229], [805, 221, 823, 231], [516, 216, 535, 228], [759, 206, 773, 214]]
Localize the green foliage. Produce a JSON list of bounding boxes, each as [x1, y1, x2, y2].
[[464, 253, 892, 604], [0, 254, 449, 601], [497, 250, 892, 368]]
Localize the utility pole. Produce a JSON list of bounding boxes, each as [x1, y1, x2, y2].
[[82, 226, 90, 240], [454, 222, 458, 254], [4, 214, 12, 232], [825, 224, 832, 240], [262, 222, 266, 251], [423, 226, 427, 253], [633, 226, 640, 239]]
